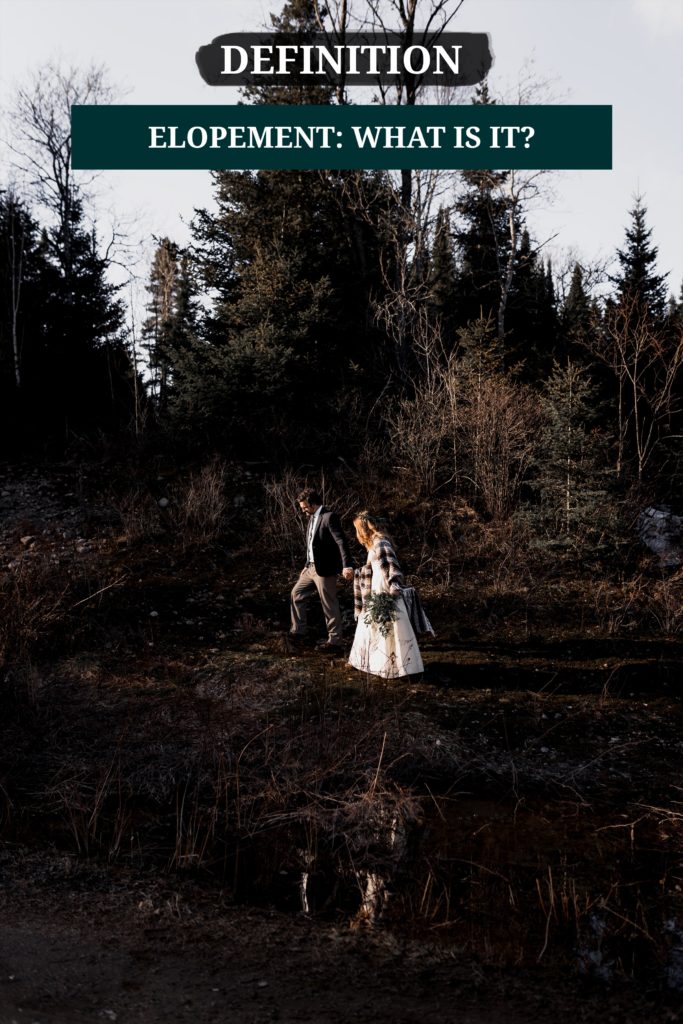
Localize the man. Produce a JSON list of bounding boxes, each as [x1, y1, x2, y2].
[[290, 489, 354, 651]]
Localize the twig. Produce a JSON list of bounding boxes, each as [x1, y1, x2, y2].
[[69, 572, 129, 609], [537, 866, 555, 962], [370, 731, 387, 795]]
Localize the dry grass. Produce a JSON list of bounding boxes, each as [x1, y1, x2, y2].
[[108, 458, 231, 548], [110, 487, 164, 542], [171, 457, 229, 546], [261, 468, 363, 565], [0, 558, 71, 668], [1, 458, 681, 990], [593, 569, 683, 637]]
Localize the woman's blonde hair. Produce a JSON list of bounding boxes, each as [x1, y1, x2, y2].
[[353, 510, 394, 550]]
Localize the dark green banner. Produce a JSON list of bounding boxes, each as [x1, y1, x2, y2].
[[71, 104, 612, 171]]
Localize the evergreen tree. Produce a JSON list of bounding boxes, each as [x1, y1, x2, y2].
[[560, 262, 593, 360], [34, 198, 132, 439], [184, 164, 394, 456], [589, 195, 683, 484], [452, 168, 512, 330], [6, 61, 137, 446], [526, 360, 613, 549], [427, 206, 458, 348], [174, 0, 401, 457], [452, 82, 515, 344], [453, 318, 538, 520], [610, 195, 668, 327], [142, 238, 198, 414], [1, 188, 134, 446], [505, 230, 559, 377], [242, 0, 334, 106]]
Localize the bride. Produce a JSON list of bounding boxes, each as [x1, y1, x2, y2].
[[348, 511, 433, 679]]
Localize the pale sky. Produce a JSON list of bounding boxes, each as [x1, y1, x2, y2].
[[0, 0, 682, 298]]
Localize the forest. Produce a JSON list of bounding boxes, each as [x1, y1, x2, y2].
[[1, 1, 682, 1021]]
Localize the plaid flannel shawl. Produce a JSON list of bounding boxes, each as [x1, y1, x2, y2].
[[353, 538, 405, 618], [353, 537, 435, 636]]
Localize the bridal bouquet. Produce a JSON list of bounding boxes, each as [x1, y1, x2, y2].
[[363, 592, 398, 638]]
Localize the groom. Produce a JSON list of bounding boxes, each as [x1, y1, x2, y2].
[[290, 489, 354, 651]]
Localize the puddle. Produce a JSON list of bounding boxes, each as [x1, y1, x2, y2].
[[4, 644, 683, 994], [225, 796, 683, 988]]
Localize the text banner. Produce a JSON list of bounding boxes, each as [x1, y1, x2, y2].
[[71, 104, 612, 171]]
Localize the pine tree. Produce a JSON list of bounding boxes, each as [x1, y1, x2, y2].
[[588, 195, 683, 484], [560, 262, 593, 360], [142, 238, 198, 414], [166, 0, 405, 456], [0, 187, 135, 446], [427, 206, 458, 348], [452, 169, 512, 329], [184, 163, 394, 456], [611, 195, 668, 327], [241, 0, 334, 106], [527, 360, 613, 549], [505, 230, 558, 378], [451, 84, 525, 352], [35, 198, 132, 439], [6, 62, 136, 445], [452, 319, 538, 519]]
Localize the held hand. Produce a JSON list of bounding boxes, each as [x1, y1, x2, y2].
[[342, 567, 354, 581]]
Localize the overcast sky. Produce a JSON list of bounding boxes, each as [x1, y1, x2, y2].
[[0, 0, 682, 297]]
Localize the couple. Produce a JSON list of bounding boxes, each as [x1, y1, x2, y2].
[[289, 489, 433, 678]]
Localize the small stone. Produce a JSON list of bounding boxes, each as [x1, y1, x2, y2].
[[158, 498, 170, 509]]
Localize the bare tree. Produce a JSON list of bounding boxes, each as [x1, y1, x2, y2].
[[553, 250, 610, 307], [384, 314, 453, 492], [7, 62, 117, 271], [596, 297, 683, 481], [383, 311, 541, 516], [464, 370, 539, 519], [362, 0, 467, 210], [312, 0, 352, 104]]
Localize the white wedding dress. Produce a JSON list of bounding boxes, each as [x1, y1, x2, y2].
[[348, 550, 424, 678]]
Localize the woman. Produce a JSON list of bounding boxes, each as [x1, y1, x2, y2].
[[348, 511, 433, 679]]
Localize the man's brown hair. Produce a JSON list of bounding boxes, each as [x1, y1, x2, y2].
[[297, 489, 322, 506]]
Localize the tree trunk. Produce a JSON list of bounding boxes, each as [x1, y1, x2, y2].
[[9, 206, 24, 389]]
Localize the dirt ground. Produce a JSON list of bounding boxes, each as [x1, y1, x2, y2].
[[1, 459, 682, 1023], [0, 856, 677, 1024]]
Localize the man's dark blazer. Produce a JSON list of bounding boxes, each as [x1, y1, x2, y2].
[[309, 506, 353, 577]]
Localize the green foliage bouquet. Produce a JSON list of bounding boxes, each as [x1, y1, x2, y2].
[[363, 593, 398, 638]]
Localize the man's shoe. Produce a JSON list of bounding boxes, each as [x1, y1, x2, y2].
[[316, 639, 345, 653], [287, 632, 310, 650]]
